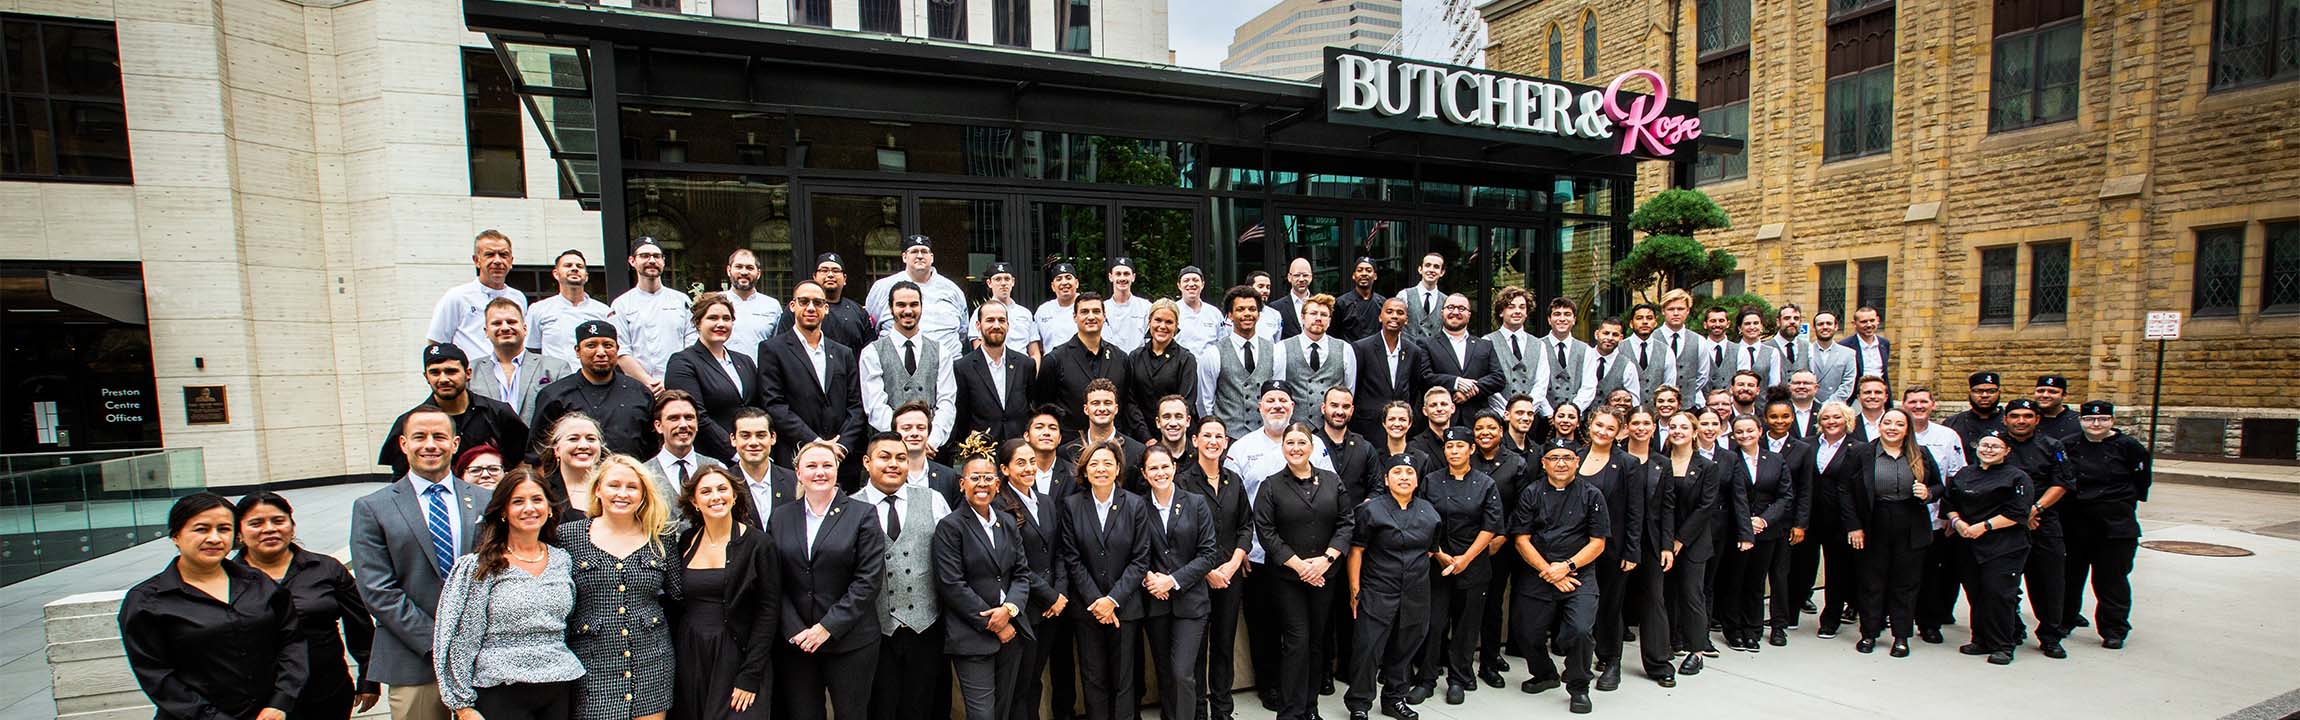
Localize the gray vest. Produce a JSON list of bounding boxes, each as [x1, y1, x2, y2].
[[1770, 335, 1813, 376], [868, 486, 938, 633], [872, 334, 944, 409], [1540, 336, 1590, 412], [1663, 328, 1705, 397], [1594, 349, 1637, 405], [1631, 336, 1670, 403], [1486, 329, 1543, 404], [1213, 336, 1275, 438], [1283, 334, 1350, 424], [1702, 336, 1734, 394], [1401, 286, 1443, 340], [1728, 342, 1776, 387]]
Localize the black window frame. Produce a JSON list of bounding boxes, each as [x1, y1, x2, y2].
[[462, 47, 528, 198], [1857, 258, 1889, 322], [1061, 0, 1091, 54], [1581, 11, 1599, 78], [2029, 240, 2071, 323], [2192, 225, 2246, 317], [993, 0, 1030, 47], [0, 13, 132, 183], [860, 0, 902, 34], [2210, 0, 2300, 91], [791, 0, 832, 27], [1817, 261, 1848, 322], [928, 0, 969, 40], [1979, 245, 2018, 325], [1988, 0, 2084, 133], [1823, 2, 1895, 161], [1695, 0, 1751, 185], [2263, 220, 2300, 314], [1547, 24, 1564, 79]]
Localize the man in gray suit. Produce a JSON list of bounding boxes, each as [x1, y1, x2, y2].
[[645, 389, 723, 523], [1805, 311, 1858, 405], [350, 407, 485, 720], [467, 297, 572, 431]]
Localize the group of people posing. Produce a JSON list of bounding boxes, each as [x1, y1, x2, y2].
[[116, 230, 2155, 720]]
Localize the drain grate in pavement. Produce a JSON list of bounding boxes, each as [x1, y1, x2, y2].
[[2141, 540, 2255, 557]]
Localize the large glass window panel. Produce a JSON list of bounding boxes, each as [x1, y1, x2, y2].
[[465, 48, 526, 197], [2030, 241, 2070, 322], [1122, 207, 1196, 297], [1696, 0, 1752, 53], [1283, 214, 1343, 289], [1857, 258, 1890, 322], [860, 0, 902, 33], [1489, 226, 1546, 299], [994, 0, 1031, 47], [920, 197, 1008, 305], [1818, 262, 1848, 322], [1062, 0, 1092, 53], [1031, 201, 1109, 293], [1554, 176, 1614, 216], [1428, 222, 1487, 330], [797, 118, 1010, 176], [1979, 246, 2017, 324], [2211, 0, 2300, 90], [813, 192, 909, 281], [791, 0, 833, 27], [1696, 101, 1748, 184], [928, 0, 969, 40], [2, 16, 129, 182], [1559, 219, 1616, 322], [1992, 20, 2081, 131], [622, 106, 789, 166], [41, 23, 120, 97], [1209, 198, 1267, 291], [2193, 226, 2245, 316], [627, 173, 796, 296]]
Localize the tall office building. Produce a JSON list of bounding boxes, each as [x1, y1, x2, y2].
[[1221, 0, 1402, 80]]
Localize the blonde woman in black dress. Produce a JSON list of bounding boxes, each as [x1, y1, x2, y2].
[[561, 454, 682, 720]]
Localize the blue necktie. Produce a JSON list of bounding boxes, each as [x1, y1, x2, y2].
[[424, 484, 455, 577]]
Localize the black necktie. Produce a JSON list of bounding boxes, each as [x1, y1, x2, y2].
[[675, 459, 689, 487], [883, 496, 901, 541], [1554, 341, 1566, 374], [1421, 292, 1432, 318], [1748, 346, 1756, 368], [1713, 345, 1723, 366], [1671, 332, 1680, 355], [1598, 356, 1608, 381], [1785, 341, 1797, 364], [1243, 340, 1256, 374], [903, 339, 917, 375], [1310, 342, 1322, 371], [1638, 339, 1650, 368], [1511, 333, 1523, 362]]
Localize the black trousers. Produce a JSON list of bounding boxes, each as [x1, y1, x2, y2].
[[954, 643, 1026, 720], [1416, 568, 1487, 689], [297, 654, 356, 720], [2022, 530, 2069, 644], [1666, 553, 1715, 653], [1511, 577, 1597, 692], [1344, 599, 1426, 711], [775, 640, 878, 720], [1075, 618, 1140, 720], [1199, 581, 1245, 718], [1012, 613, 1075, 720], [1266, 577, 1333, 720], [1479, 552, 1520, 666], [1629, 558, 1674, 676], [1326, 573, 1356, 682], [1964, 548, 2029, 653], [1244, 563, 1284, 702], [869, 625, 948, 720], [1146, 614, 1207, 720], [1592, 557, 1630, 664], [474, 681, 574, 720], [1815, 531, 1862, 630], [2062, 505, 2139, 640], [1917, 532, 1966, 630], [1857, 537, 1926, 641], [1717, 537, 1786, 636]]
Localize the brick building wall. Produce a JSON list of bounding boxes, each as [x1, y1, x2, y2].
[[1483, 0, 2300, 459]]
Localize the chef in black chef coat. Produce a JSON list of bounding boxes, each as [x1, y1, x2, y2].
[[1344, 453, 1442, 720], [1509, 439, 1609, 715], [1940, 429, 2032, 665], [1412, 425, 1504, 705], [2060, 400, 2150, 649]]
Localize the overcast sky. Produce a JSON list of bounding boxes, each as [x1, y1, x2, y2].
[[1168, 0, 1281, 69]]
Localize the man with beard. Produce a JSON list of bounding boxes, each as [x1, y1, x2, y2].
[[729, 407, 799, 522], [426, 229, 524, 362], [526, 249, 612, 367], [1589, 317, 1642, 407], [532, 320, 655, 457], [1805, 311, 1857, 406], [2032, 375, 2082, 441], [1999, 399, 2075, 659], [1104, 257, 1152, 353], [1037, 292, 1136, 438], [1485, 288, 1546, 417], [611, 236, 695, 393], [1037, 263, 1084, 351], [1399, 253, 1448, 341], [1313, 387, 1381, 505], [1425, 293, 1506, 428], [467, 297, 570, 431], [722, 248, 784, 356], [1056, 379, 1145, 490], [755, 280, 869, 468], [865, 235, 970, 360], [1943, 372, 2008, 461], [1767, 304, 1812, 379], [1199, 286, 1277, 439], [1266, 258, 1314, 342], [379, 343, 528, 475], [952, 300, 1036, 453], [1350, 297, 1430, 442], [1728, 370, 1765, 419], [774, 252, 878, 351], [1272, 294, 1355, 427], [1699, 306, 1735, 396], [861, 281, 959, 448], [1331, 257, 1386, 342], [642, 389, 722, 523], [1220, 384, 1334, 711], [966, 262, 1042, 360], [1624, 304, 1668, 405]]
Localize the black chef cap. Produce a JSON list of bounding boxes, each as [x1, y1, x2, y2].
[[422, 343, 466, 367]]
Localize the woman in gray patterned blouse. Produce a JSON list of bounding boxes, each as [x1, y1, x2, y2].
[[436, 468, 585, 720], [560, 455, 684, 720]]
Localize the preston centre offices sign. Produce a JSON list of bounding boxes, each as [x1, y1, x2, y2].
[[1323, 48, 1704, 161]]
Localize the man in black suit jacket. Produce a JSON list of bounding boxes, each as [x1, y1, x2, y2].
[[1419, 293, 1507, 423], [1350, 297, 1431, 441], [757, 280, 868, 471], [952, 303, 1037, 457], [1838, 306, 1892, 393], [1266, 257, 1314, 341], [664, 328, 762, 464], [730, 408, 799, 522]]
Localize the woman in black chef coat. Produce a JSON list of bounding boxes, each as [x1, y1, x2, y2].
[[1346, 454, 1441, 720], [1254, 419, 1358, 720], [233, 492, 378, 720], [1942, 430, 2032, 665], [1842, 408, 1942, 657], [1411, 427, 1502, 706], [120, 493, 309, 720], [1469, 410, 1528, 686]]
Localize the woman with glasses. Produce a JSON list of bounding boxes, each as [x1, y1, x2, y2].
[[456, 445, 508, 490]]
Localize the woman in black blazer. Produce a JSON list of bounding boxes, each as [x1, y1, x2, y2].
[[666, 293, 762, 464], [935, 444, 1038, 720], [766, 440, 887, 720], [671, 466, 779, 720], [1841, 408, 1943, 657], [1252, 422, 1357, 720], [994, 439, 1069, 720], [1059, 441, 1154, 720], [1658, 413, 1724, 673], [1138, 445, 1222, 720], [1174, 417, 1252, 720], [1718, 413, 1796, 652]]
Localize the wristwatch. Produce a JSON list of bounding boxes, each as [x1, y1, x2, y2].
[[1002, 602, 1021, 617], [1560, 559, 1576, 572]]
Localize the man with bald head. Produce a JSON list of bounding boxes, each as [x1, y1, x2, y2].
[[1267, 257, 1315, 342]]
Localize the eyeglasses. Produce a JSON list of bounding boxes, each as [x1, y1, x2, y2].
[[789, 297, 829, 307], [466, 464, 504, 475]]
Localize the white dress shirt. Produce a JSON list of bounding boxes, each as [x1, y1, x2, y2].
[[1269, 334, 1358, 392], [855, 481, 952, 538], [1542, 333, 1599, 415], [865, 270, 970, 360], [803, 497, 833, 557], [858, 330, 960, 446], [1196, 333, 1265, 417], [801, 332, 831, 393], [741, 465, 778, 527]]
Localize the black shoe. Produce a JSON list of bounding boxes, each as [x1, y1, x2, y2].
[[1349, 710, 1369, 720], [1889, 639, 1910, 658], [1445, 685, 1466, 705], [1803, 599, 1819, 614], [1656, 674, 1677, 688], [1988, 650, 2015, 665], [1768, 628, 1788, 647], [1959, 643, 1991, 656], [1380, 701, 1418, 720], [1260, 691, 1281, 711], [1840, 607, 1860, 624], [1919, 627, 1946, 645], [1700, 646, 1721, 658], [1569, 692, 1593, 714], [1323, 679, 1337, 696], [1624, 627, 1638, 642], [1595, 663, 1620, 692], [1677, 654, 1704, 675], [1521, 677, 1560, 695], [2072, 614, 2091, 628], [2102, 637, 2126, 650], [1405, 686, 1431, 705], [1478, 668, 1505, 689], [1856, 638, 1877, 654], [2039, 641, 2067, 659], [1492, 657, 1512, 673], [1709, 620, 1723, 631], [1817, 625, 1839, 639]]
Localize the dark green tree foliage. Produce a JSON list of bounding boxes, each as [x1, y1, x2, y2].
[[1613, 188, 1735, 299], [1700, 293, 1775, 324], [1046, 137, 1193, 295]]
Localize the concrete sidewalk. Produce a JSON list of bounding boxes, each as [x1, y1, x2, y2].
[[2156, 458, 2300, 495]]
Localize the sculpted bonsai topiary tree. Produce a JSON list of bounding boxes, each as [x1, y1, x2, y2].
[[1611, 188, 1736, 303]]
